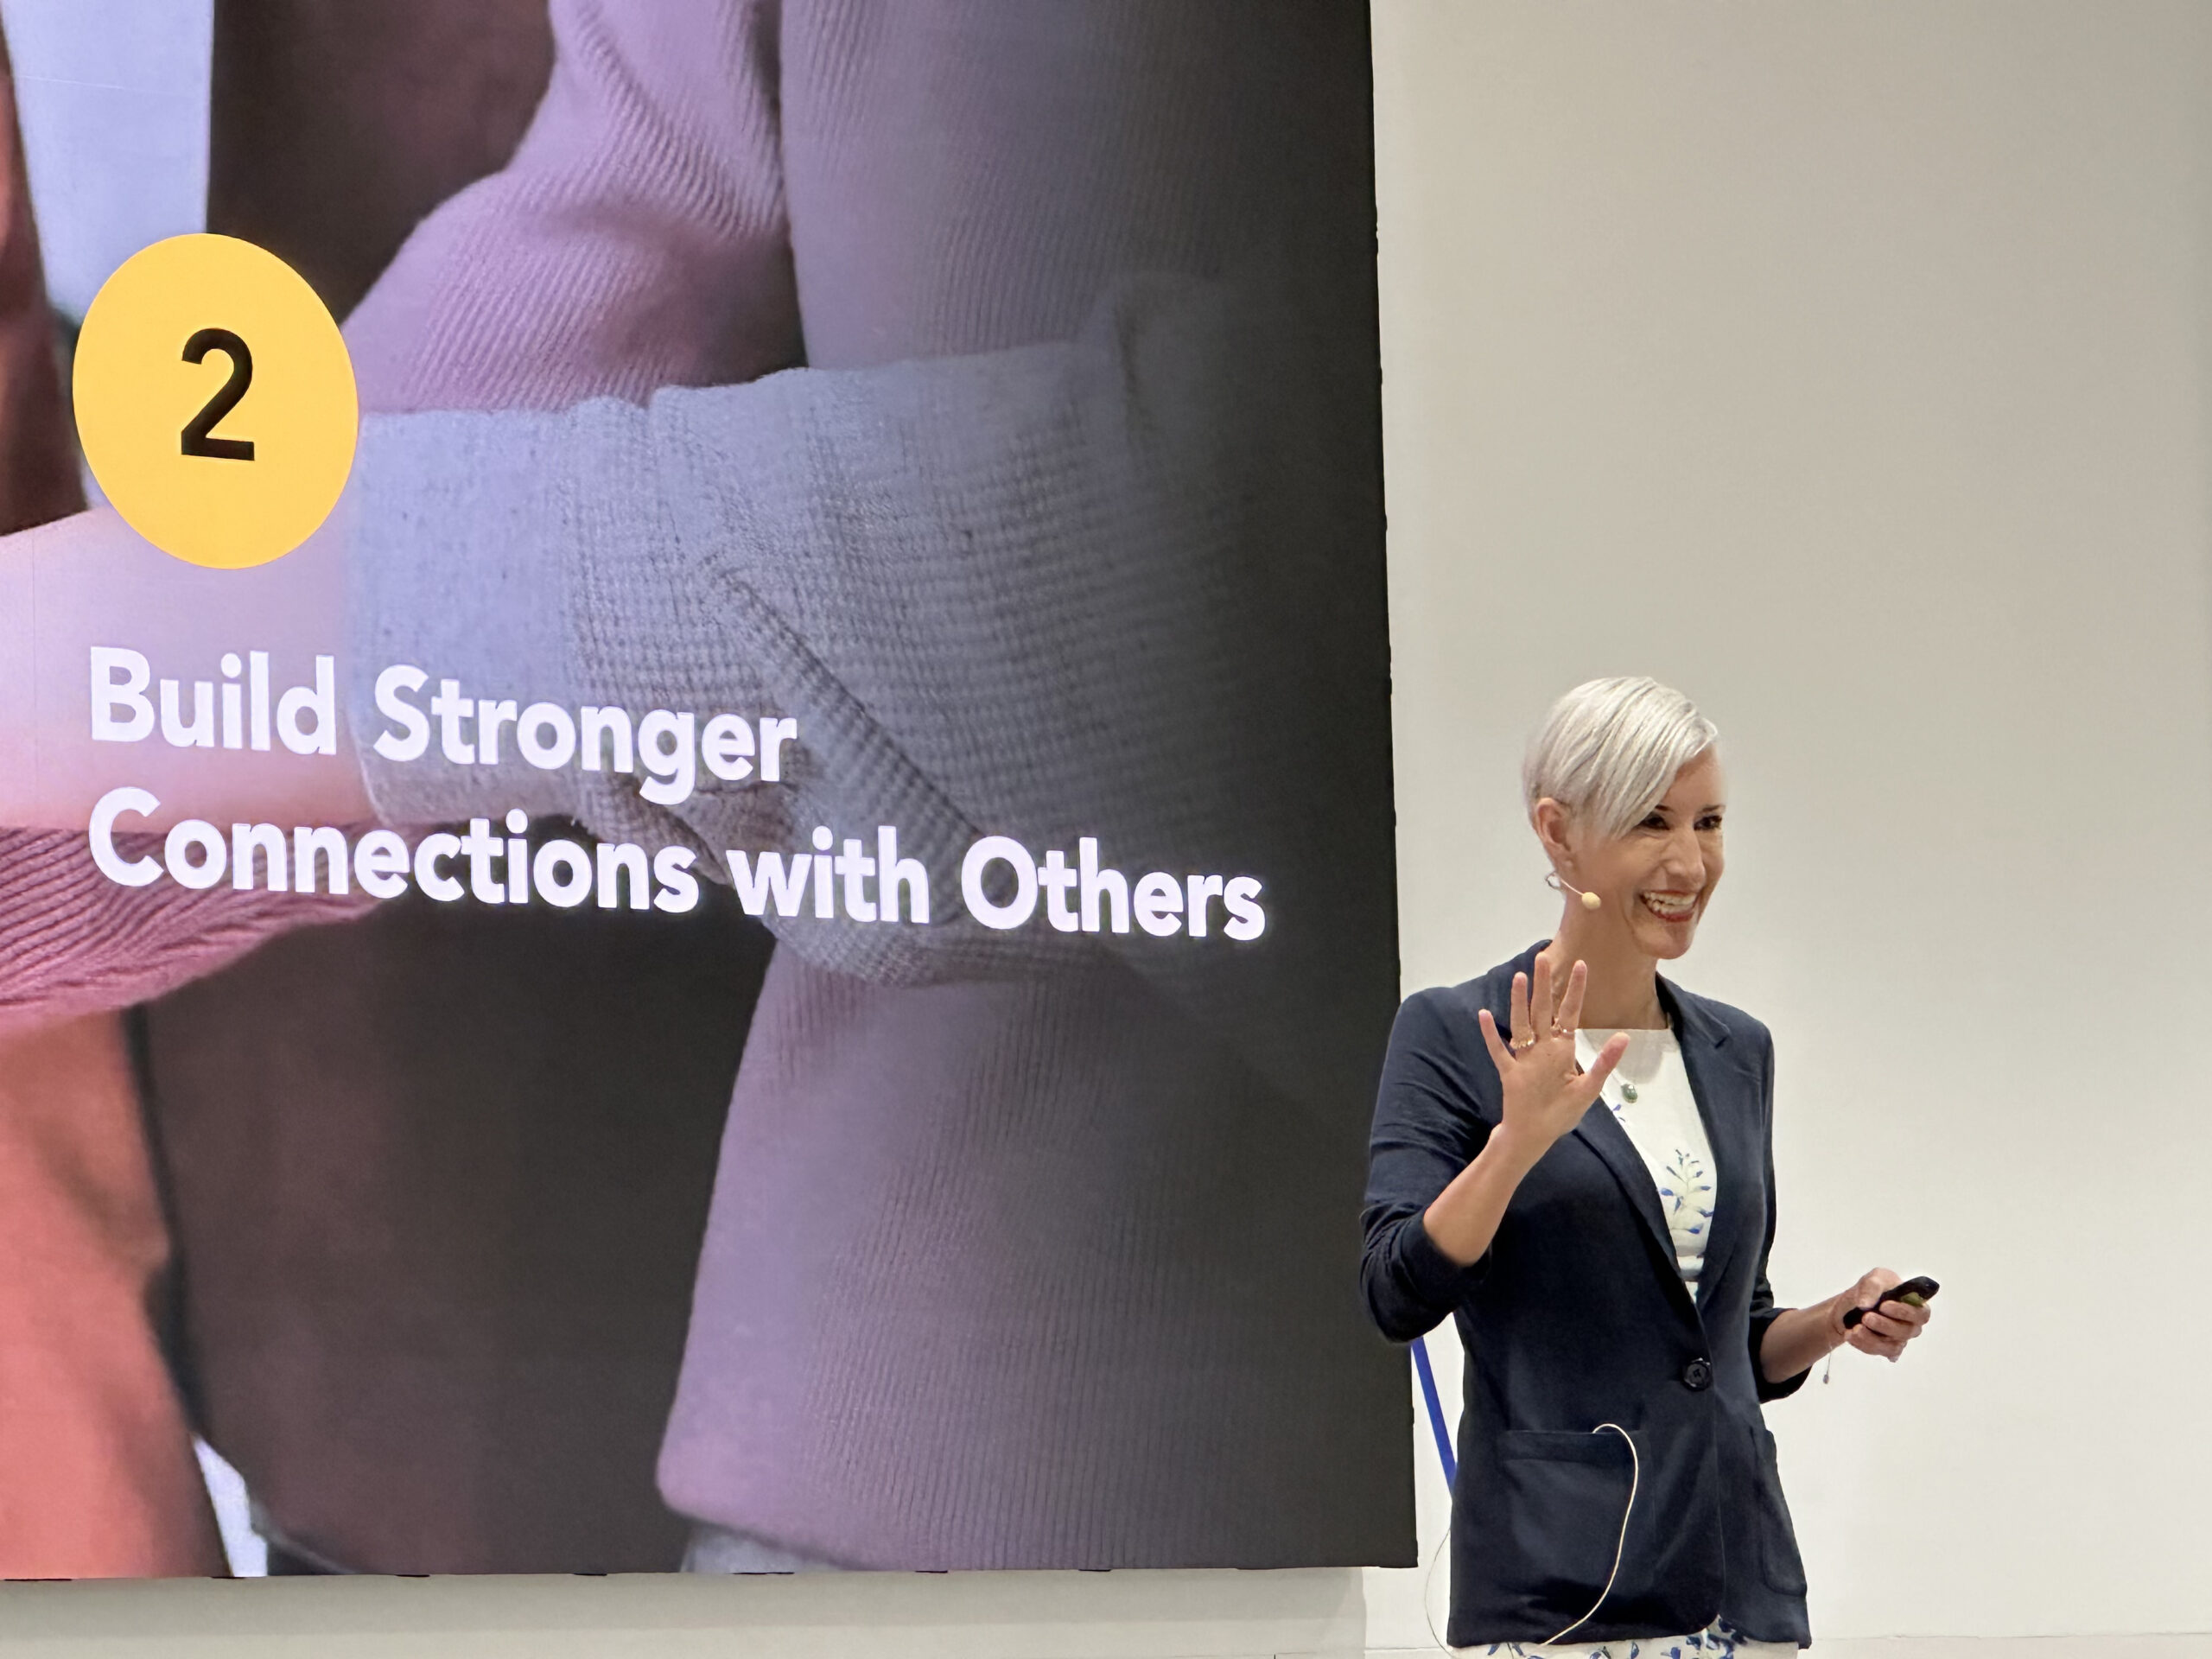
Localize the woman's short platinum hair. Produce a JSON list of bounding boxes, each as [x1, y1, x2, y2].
[[1522, 677, 1719, 841]]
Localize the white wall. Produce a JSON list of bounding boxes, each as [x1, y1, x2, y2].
[[1370, 0, 2212, 1643]]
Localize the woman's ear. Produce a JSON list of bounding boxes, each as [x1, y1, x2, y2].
[[1530, 796, 1574, 865]]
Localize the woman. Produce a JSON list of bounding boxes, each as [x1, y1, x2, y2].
[[1363, 676, 1931, 1652]]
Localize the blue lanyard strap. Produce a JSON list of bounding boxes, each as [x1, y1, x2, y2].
[[1411, 1332, 1456, 1486]]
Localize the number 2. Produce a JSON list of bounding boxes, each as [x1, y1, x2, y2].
[[180, 327, 255, 461]]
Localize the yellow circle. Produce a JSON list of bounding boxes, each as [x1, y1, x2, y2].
[[73, 233, 358, 569]]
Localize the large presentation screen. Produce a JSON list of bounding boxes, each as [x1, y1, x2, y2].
[[0, 1, 1410, 1577]]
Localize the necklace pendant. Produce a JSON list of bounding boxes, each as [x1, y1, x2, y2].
[[1620, 1081, 1638, 1103]]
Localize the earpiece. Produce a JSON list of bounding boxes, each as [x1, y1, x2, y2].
[[1547, 872, 1603, 912]]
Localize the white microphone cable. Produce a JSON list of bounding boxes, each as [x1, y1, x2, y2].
[[1536, 1422, 1640, 1649], [1423, 1421, 1642, 1655]]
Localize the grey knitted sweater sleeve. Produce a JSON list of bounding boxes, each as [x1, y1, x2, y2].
[[349, 271, 1343, 1008]]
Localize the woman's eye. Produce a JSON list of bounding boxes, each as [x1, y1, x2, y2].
[[1698, 816, 1724, 832]]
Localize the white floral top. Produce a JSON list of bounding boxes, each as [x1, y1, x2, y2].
[[1574, 1027, 1716, 1287], [1471, 1031, 1792, 1659]]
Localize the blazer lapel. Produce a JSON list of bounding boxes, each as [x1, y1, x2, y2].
[[1568, 1098, 1686, 1295], [1662, 977, 1756, 1311]]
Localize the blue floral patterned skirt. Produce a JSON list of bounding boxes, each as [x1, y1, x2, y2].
[[1476, 1618, 1796, 1657]]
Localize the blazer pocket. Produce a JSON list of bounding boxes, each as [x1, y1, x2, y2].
[[1752, 1425, 1809, 1596], [1497, 1428, 1639, 1617]]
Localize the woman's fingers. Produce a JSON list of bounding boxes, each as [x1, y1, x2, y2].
[[1554, 958, 1590, 1034], [1854, 1268, 1903, 1304], [1503, 969, 1539, 1044], [1847, 1324, 1906, 1360], [1844, 1320, 1886, 1354], [1840, 1264, 1930, 1362], [1567, 1031, 1631, 1116], [1582, 1029, 1630, 1089], [1854, 1307, 1916, 1344], [1478, 1007, 1514, 1072], [1530, 957, 1554, 1039]]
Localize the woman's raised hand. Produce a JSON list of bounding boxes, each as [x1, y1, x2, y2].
[[1476, 957, 1630, 1162], [1420, 957, 1630, 1268]]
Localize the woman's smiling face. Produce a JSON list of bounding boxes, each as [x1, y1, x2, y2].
[[1567, 748, 1727, 961]]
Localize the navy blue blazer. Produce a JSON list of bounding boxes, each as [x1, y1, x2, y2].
[[1362, 943, 1813, 1649]]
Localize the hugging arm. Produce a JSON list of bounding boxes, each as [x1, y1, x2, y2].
[[343, 259, 1359, 1113]]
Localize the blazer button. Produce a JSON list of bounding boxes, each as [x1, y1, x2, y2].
[[1681, 1357, 1713, 1391]]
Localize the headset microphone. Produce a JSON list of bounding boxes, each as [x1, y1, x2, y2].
[[1548, 873, 1603, 912]]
